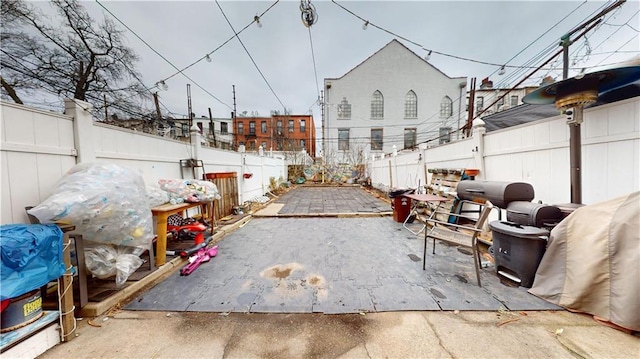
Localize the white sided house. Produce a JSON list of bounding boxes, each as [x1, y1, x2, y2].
[[323, 39, 467, 163]]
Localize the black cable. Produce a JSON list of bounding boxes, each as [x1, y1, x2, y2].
[[308, 27, 321, 106], [95, 0, 232, 110], [161, 0, 280, 85], [214, 0, 287, 112]]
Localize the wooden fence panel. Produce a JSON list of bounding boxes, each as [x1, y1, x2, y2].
[[205, 172, 239, 221]]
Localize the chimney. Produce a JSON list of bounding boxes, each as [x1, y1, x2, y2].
[[540, 76, 555, 87], [480, 77, 493, 89]]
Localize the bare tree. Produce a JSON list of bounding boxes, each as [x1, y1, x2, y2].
[[0, 0, 150, 117]]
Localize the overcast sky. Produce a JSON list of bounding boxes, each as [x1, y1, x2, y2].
[[36, 1, 640, 123]]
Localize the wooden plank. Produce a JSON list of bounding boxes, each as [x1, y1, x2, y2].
[[429, 227, 473, 248], [0, 311, 59, 355], [59, 233, 75, 342]]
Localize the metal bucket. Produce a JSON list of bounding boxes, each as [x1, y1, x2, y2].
[[1, 289, 43, 332]]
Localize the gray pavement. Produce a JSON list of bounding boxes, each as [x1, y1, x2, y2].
[[272, 186, 390, 214], [126, 217, 558, 314], [37, 186, 640, 358], [40, 310, 640, 358], [126, 186, 556, 314]]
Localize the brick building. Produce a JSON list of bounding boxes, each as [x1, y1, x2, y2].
[[233, 114, 316, 157]]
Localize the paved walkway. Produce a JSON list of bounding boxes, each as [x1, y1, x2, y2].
[[271, 186, 390, 214], [126, 187, 557, 314]]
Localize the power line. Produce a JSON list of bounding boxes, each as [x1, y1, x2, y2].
[[214, 0, 287, 113], [161, 0, 281, 86], [95, 0, 232, 110], [307, 27, 321, 106], [331, 0, 556, 71], [594, 33, 639, 66], [486, 0, 590, 79]]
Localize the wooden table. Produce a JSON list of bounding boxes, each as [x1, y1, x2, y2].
[[151, 202, 205, 266], [402, 193, 450, 235]]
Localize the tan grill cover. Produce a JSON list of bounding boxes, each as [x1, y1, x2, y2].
[[529, 191, 640, 331]]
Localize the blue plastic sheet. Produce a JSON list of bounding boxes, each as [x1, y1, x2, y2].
[[0, 224, 65, 300]]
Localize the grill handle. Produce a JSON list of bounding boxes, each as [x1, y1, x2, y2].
[[508, 209, 530, 216], [465, 189, 485, 193]]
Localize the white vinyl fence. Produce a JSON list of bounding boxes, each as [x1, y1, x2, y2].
[[370, 97, 640, 206], [1, 99, 286, 224]]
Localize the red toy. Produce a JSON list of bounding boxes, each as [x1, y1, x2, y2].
[[167, 214, 209, 245]]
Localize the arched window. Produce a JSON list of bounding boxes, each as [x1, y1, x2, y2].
[[337, 97, 351, 120], [440, 96, 453, 118], [371, 90, 384, 119], [405, 90, 417, 118]]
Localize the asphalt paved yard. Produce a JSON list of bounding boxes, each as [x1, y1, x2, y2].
[[127, 200, 558, 313]]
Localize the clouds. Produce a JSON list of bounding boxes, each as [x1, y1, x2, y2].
[[28, 1, 640, 123]]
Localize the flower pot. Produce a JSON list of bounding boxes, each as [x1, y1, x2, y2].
[[465, 169, 480, 177]]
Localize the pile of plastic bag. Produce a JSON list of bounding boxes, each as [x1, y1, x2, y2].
[[27, 163, 154, 286], [158, 179, 221, 203], [146, 186, 170, 207]]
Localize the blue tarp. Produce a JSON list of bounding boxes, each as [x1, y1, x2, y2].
[[0, 224, 65, 300]]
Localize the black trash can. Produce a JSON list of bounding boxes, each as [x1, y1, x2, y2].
[[489, 220, 549, 288]]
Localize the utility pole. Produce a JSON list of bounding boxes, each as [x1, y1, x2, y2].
[[153, 92, 162, 121], [560, 0, 625, 204], [187, 84, 193, 128], [208, 107, 217, 148], [232, 85, 237, 150], [103, 94, 108, 122], [465, 78, 476, 138], [457, 82, 465, 141], [320, 90, 325, 160], [320, 89, 326, 183]]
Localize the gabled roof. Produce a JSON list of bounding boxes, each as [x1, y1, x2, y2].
[[325, 39, 464, 82]]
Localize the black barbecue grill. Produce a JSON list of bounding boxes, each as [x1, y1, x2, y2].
[[456, 180, 561, 288]]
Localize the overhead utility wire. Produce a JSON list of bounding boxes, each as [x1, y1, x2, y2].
[[491, 1, 614, 89], [308, 27, 321, 105], [214, 0, 287, 113], [590, 9, 639, 51], [162, 0, 280, 85], [472, 20, 602, 123], [485, 0, 590, 79], [331, 0, 553, 70], [476, 1, 625, 111], [594, 33, 639, 66], [95, 0, 232, 110], [569, 8, 639, 67]]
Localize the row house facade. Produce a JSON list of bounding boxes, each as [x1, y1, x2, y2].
[[233, 114, 316, 157], [471, 77, 539, 117]]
